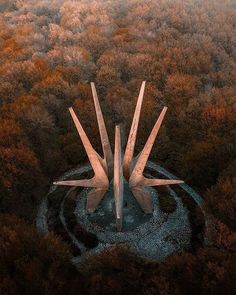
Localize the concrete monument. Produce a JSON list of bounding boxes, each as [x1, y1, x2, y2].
[[54, 81, 184, 230]]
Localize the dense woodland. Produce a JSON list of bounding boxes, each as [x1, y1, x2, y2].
[[0, 0, 235, 294]]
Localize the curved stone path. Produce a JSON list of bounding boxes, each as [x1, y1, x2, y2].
[[36, 164, 91, 235]]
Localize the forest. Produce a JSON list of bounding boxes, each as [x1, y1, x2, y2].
[[0, 0, 235, 294]]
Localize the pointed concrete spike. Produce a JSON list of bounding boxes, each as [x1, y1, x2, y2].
[[86, 188, 107, 212], [53, 178, 106, 188], [131, 187, 152, 213], [91, 82, 113, 179], [123, 81, 146, 179], [141, 178, 184, 187], [114, 125, 124, 231], [129, 107, 167, 187], [69, 107, 108, 181]]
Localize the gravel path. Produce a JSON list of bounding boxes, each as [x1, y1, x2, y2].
[[60, 188, 87, 253], [36, 197, 48, 234]]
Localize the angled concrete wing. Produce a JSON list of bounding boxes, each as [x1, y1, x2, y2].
[[131, 186, 152, 213], [123, 81, 146, 179], [129, 106, 184, 213], [86, 188, 107, 213], [129, 107, 168, 187], [114, 125, 124, 231], [53, 179, 107, 188], [141, 178, 184, 186], [91, 82, 113, 179], [53, 107, 109, 211], [68, 107, 108, 184]]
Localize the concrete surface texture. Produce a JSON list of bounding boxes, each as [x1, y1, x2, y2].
[[114, 125, 124, 231]]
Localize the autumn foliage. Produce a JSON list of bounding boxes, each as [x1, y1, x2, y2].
[[0, 0, 235, 294]]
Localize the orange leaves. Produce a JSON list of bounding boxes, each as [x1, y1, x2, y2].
[[206, 218, 236, 250], [164, 73, 199, 115], [0, 144, 41, 194], [0, 144, 40, 174], [205, 177, 236, 230], [0, 214, 76, 294], [2, 38, 23, 59], [0, 119, 24, 147], [33, 58, 49, 73], [202, 106, 227, 122], [201, 105, 235, 132], [96, 65, 121, 88], [166, 74, 198, 97], [112, 28, 131, 43], [104, 85, 133, 123]]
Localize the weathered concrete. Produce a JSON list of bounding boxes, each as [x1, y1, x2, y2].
[[131, 186, 152, 213], [128, 107, 183, 212], [123, 81, 146, 179], [53, 82, 184, 224], [54, 108, 109, 211], [114, 125, 124, 231], [91, 82, 113, 179], [129, 107, 168, 187], [86, 188, 108, 213], [141, 178, 184, 186]]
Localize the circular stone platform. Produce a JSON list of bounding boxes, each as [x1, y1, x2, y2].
[[76, 181, 152, 232], [36, 162, 204, 266]]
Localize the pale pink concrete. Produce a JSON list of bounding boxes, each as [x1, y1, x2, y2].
[[128, 106, 184, 213], [114, 125, 124, 231], [131, 186, 152, 214], [91, 82, 113, 179], [123, 81, 146, 179], [129, 107, 168, 187], [53, 108, 109, 211], [86, 188, 107, 213], [53, 82, 185, 221], [141, 178, 184, 186]]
